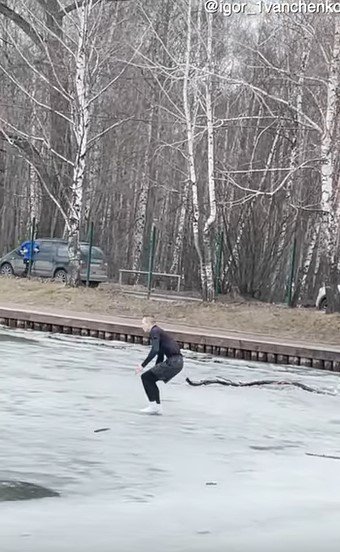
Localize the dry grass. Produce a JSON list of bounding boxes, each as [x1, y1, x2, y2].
[[0, 277, 339, 346]]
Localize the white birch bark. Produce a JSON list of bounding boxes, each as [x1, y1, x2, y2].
[[202, 11, 216, 302], [183, 0, 205, 295], [319, 20, 340, 311], [28, 118, 42, 232], [131, 111, 153, 272], [68, 0, 91, 285], [27, 67, 42, 235]]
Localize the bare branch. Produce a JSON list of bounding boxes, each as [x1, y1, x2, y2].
[[0, 2, 42, 48], [87, 27, 150, 108], [201, 67, 323, 134], [61, 0, 126, 17], [0, 63, 74, 125], [0, 115, 74, 168], [0, 21, 73, 104], [0, 128, 70, 228], [87, 116, 133, 148], [22, 0, 78, 56], [226, 157, 323, 197]]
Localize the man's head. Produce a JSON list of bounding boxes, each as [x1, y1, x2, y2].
[[142, 316, 156, 333]]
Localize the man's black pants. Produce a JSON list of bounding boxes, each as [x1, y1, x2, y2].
[[141, 355, 183, 404]]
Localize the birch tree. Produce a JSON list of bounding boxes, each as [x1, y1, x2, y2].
[[202, 11, 216, 302], [0, 0, 133, 284], [1, 3, 339, 308], [319, 19, 340, 312]]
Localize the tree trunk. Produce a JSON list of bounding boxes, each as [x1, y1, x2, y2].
[[320, 21, 340, 312], [170, 183, 189, 274], [45, 5, 72, 237], [202, 12, 216, 302], [28, 71, 42, 234], [183, 0, 205, 296], [67, 1, 90, 286], [131, 110, 154, 273]]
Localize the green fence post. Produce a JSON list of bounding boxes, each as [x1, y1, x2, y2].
[[86, 221, 94, 287], [28, 217, 36, 279], [215, 231, 224, 294], [147, 223, 157, 300], [287, 235, 297, 307]]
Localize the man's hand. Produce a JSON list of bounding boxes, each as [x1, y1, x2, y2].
[[135, 365, 144, 375]]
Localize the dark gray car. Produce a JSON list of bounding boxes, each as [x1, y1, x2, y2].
[[0, 238, 108, 287]]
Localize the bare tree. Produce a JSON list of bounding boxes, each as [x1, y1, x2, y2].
[[1, 0, 132, 284], [0, 4, 339, 309]]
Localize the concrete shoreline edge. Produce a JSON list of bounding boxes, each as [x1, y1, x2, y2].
[[0, 306, 339, 371]]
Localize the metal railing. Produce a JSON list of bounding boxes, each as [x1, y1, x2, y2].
[[118, 269, 182, 293]]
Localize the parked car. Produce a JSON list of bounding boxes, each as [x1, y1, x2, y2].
[[0, 238, 108, 287], [316, 285, 340, 310]]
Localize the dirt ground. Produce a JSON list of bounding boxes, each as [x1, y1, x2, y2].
[[0, 277, 339, 346]]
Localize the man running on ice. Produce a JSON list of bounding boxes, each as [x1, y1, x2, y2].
[[136, 316, 183, 415]]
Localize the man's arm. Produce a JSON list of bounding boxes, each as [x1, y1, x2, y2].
[[141, 328, 161, 368], [19, 243, 28, 256], [156, 351, 164, 364]]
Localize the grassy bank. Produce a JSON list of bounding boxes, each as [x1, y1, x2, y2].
[[0, 278, 339, 346]]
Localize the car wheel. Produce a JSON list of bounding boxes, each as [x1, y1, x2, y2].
[[319, 297, 327, 311], [0, 262, 14, 277], [54, 268, 67, 283]]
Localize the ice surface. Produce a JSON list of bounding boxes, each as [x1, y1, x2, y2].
[[1, 328, 340, 552]]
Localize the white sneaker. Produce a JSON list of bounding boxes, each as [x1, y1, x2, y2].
[[140, 404, 162, 415]]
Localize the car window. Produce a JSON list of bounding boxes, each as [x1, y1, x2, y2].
[[38, 242, 51, 249], [80, 246, 104, 260], [56, 245, 69, 258], [37, 242, 56, 257]]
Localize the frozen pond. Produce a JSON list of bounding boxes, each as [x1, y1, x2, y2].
[[1, 328, 340, 552]]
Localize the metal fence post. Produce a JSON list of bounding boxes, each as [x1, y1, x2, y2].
[[147, 223, 157, 299], [86, 221, 94, 287], [215, 231, 224, 294], [287, 235, 297, 307]]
